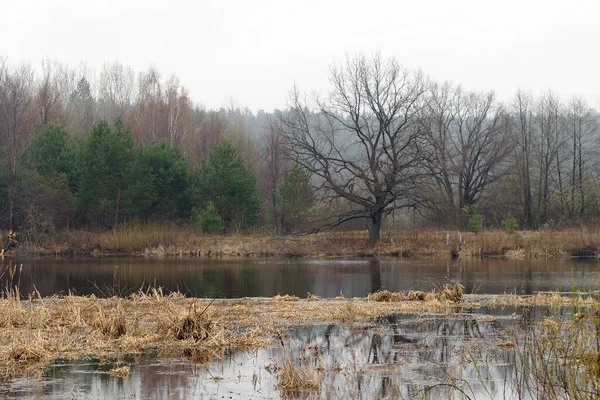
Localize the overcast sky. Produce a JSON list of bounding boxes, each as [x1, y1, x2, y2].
[[1, 0, 599, 112]]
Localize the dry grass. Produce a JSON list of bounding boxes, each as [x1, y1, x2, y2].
[[367, 283, 463, 303], [486, 291, 598, 308], [278, 357, 320, 392], [0, 287, 472, 380], [108, 365, 130, 378], [509, 304, 600, 399], [273, 330, 320, 395], [19, 225, 600, 259]]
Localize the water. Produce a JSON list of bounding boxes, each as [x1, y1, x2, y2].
[[1, 256, 598, 399], [3, 256, 599, 298], [4, 312, 525, 399]]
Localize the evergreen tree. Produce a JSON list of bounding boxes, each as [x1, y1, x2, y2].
[[199, 140, 262, 231], [25, 123, 77, 232], [77, 119, 134, 227], [200, 201, 223, 233], [124, 140, 190, 219], [28, 123, 78, 191]]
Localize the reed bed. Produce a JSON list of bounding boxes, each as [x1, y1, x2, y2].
[[0, 285, 474, 381], [512, 306, 600, 399], [18, 225, 600, 259]]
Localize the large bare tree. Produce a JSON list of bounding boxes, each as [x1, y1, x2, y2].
[[274, 54, 426, 243], [420, 84, 512, 226]]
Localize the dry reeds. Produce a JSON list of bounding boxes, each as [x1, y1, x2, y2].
[[0, 285, 482, 380], [108, 365, 130, 378], [173, 302, 213, 341], [508, 303, 600, 399], [19, 225, 600, 259], [278, 357, 320, 392], [367, 283, 463, 303]]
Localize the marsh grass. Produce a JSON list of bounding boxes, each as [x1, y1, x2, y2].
[[509, 302, 600, 399], [367, 283, 463, 303], [274, 331, 320, 396], [17, 224, 600, 259], [0, 284, 470, 382]]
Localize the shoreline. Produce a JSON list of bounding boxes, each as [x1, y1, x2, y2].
[[9, 227, 600, 260]]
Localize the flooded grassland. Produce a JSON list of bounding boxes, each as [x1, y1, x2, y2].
[[2, 283, 600, 399]]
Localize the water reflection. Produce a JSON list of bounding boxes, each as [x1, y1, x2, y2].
[[2, 257, 599, 299], [4, 312, 528, 399]]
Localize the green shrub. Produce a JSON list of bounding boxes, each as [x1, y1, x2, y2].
[[200, 202, 223, 233], [501, 217, 519, 232], [467, 214, 483, 233]]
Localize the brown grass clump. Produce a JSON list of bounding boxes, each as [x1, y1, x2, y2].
[[366, 290, 406, 302], [273, 295, 300, 302], [108, 365, 130, 378], [92, 302, 127, 338], [497, 340, 515, 348], [486, 292, 596, 308], [367, 284, 463, 303], [173, 302, 213, 341], [9, 342, 49, 362], [278, 357, 320, 392]]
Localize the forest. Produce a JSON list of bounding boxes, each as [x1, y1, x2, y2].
[[0, 54, 599, 246]]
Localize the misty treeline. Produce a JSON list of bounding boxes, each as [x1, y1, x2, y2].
[[0, 55, 599, 243]]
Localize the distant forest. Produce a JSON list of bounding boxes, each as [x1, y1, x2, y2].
[[0, 56, 599, 243]]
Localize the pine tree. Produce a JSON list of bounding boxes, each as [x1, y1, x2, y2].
[[199, 140, 262, 231]]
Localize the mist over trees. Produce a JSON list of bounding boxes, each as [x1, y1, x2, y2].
[[1, 54, 600, 244]]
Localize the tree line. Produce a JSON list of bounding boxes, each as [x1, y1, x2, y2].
[[0, 55, 599, 243]]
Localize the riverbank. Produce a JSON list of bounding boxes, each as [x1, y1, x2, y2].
[[13, 225, 600, 259]]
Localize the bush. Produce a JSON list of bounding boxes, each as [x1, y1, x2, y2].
[[200, 202, 223, 233], [467, 214, 483, 233], [501, 217, 519, 232]]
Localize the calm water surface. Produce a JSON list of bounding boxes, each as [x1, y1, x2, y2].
[[3, 256, 600, 298], [5, 311, 531, 399]]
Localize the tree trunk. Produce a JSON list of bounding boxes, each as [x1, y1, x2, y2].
[[8, 155, 16, 232], [369, 211, 382, 245]]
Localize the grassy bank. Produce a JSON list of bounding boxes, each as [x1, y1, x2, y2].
[[14, 224, 600, 259]]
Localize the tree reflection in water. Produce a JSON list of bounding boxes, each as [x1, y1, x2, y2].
[[4, 311, 529, 399]]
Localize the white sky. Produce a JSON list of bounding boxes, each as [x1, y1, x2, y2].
[[1, 0, 599, 112]]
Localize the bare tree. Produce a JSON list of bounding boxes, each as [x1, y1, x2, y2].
[[35, 59, 66, 126], [0, 62, 34, 231], [274, 54, 426, 243], [512, 91, 536, 228], [260, 127, 288, 231], [132, 67, 165, 144], [534, 91, 562, 224], [566, 97, 598, 217], [98, 61, 134, 122], [165, 75, 193, 149], [187, 107, 229, 167], [420, 84, 512, 226]]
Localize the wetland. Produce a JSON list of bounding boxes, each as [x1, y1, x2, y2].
[[1, 256, 599, 399]]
